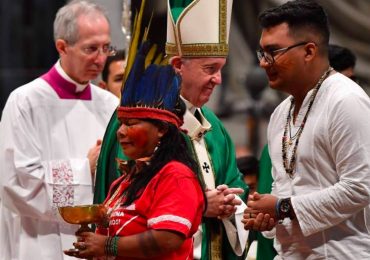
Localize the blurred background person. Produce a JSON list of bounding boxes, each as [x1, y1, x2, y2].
[[328, 43, 357, 81], [98, 49, 126, 98], [237, 155, 259, 195], [254, 144, 277, 260], [237, 155, 259, 260]]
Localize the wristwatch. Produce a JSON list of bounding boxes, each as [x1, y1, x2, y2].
[[278, 197, 294, 220]]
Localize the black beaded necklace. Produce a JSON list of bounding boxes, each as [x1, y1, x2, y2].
[[282, 67, 333, 177]]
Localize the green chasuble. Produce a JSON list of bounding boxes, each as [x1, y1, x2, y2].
[[93, 107, 249, 259], [256, 144, 277, 260], [94, 110, 125, 204], [191, 107, 248, 260]]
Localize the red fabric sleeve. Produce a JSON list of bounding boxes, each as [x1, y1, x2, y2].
[[138, 161, 204, 237]]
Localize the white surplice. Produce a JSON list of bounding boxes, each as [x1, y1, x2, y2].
[[0, 62, 118, 260]]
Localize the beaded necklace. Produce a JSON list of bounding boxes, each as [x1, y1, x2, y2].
[[104, 158, 150, 213], [282, 67, 333, 177]]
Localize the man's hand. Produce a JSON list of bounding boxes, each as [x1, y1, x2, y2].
[[247, 192, 278, 218], [87, 139, 102, 176], [242, 192, 278, 231], [241, 212, 276, 231], [204, 184, 244, 219]]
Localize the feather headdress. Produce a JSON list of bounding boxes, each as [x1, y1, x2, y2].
[[117, 0, 183, 128]]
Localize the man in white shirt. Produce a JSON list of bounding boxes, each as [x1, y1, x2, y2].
[[243, 0, 370, 259], [0, 1, 118, 259]]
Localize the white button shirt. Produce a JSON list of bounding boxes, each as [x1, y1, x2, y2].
[[268, 73, 370, 259]]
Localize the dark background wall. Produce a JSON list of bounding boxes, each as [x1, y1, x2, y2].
[[0, 0, 65, 116], [0, 0, 167, 116]]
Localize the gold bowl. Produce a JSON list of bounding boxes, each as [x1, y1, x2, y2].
[[58, 204, 107, 225]]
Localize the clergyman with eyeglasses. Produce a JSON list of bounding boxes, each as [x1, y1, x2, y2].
[[242, 0, 370, 259], [0, 1, 118, 259]]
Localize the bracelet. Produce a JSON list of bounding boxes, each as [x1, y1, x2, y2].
[[112, 236, 119, 256], [104, 236, 112, 256], [104, 236, 119, 256]]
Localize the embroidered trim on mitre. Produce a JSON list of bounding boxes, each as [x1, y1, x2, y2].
[[166, 43, 229, 57]]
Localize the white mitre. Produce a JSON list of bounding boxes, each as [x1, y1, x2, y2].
[[166, 0, 233, 57]]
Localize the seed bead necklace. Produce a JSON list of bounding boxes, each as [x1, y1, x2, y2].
[[282, 67, 333, 177]]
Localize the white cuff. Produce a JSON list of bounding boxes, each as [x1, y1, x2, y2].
[[222, 197, 249, 256]]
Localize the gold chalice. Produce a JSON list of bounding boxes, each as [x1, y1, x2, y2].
[[58, 204, 107, 254]]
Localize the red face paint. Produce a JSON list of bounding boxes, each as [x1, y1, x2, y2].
[[117, 119, 159, 160], [126, 126, 149, 148]]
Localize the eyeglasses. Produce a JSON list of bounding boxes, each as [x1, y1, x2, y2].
[[81, 45, 117, 57], [257, 42, 308, 65]]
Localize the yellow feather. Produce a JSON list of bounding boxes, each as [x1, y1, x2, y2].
[[145, 44, 157, 68], [122, 0, 146, 85], [119, 0, 169, 90], [143, 12, 154, 42]]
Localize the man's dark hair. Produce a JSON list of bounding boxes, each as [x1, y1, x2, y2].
[[237, 156, 259, 179], [101, 49, 126, 82], [328, 44, 356, 72], [258, 0, 330, 47]]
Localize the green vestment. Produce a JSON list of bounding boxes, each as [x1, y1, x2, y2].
[[190, 107, 248, 260], [256, 144, 277, 260]]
